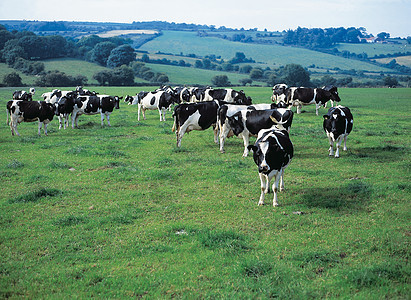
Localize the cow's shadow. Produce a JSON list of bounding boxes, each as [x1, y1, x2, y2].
[[300, 180, 372, 212]]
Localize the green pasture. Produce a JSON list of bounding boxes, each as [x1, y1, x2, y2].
[[334, 41, 409, 57], [140, 31, 396, 73], [0, 87, 410, 298]]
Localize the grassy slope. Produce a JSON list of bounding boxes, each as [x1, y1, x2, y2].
[[139, 31, 396, 73], [334, 41, 409, 57], [0, 87, 409, 298], [146, 63, 266, 86]]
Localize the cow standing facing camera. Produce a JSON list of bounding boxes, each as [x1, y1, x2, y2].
[[323, 105, 353, 158], [248, 128, 294, 207]]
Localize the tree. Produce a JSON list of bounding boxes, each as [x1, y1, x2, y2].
[[239, 65, 253, 74], [106, 44, 135, 68], [281, 64, 310, 86], [239, 78, 253, 86], [383, 76, 398, 88], [195, 60, 203, 68], [377, 32, 390, 40], [3, 72, 23, 86], [108, 65, 135, 86], [93, 70, 112, 86], [211, 75, 231, 86], [249, 68, 263, 79], [89, 41, 116, 66]]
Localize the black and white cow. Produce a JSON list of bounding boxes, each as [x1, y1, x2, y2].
[[207, 88, 252, 105], [190, 86, 211, 102], [7, 100, 55, 136], [217, 103, 286, 155], [247, 128, 294, 206], [323, 105, 353, 158], [271, 84, 288, 103], [132, 90, 180, 121], [285, 87, 341, 115], [55, 94, 78, 129], [71, 95, 121, 128], [174, 86, 191, 102], [221, 108, 294, 157], [172, 100, 222, 147], [322, 85, 340, 107], [12, 88, 35, 101]]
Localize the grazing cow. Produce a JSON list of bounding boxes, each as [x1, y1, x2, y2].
[[133, 91, 180, 121], [172, 100, 222, 147], [323, 105, 353, 158], [222, 108, 294, 157], [12, 88, 35, 101], [248, 128, 294, 206], [208, 88, 252, 105], [285, 87, 341, 115], [71, 95, 121, 128], [174, 86, 191, 102], [7, 100, 55, 136]]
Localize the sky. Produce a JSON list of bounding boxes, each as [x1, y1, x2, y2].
[[0, 0, 410, 37]]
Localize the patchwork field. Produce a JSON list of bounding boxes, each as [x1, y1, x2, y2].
[[0, 87, 409, 298]]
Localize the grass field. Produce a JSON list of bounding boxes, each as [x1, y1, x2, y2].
[[0, 87, 410, 298], [139, 31, 397, 73]]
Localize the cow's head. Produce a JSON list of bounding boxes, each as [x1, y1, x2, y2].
[[113, 96, 122, 109], [272, 84, 288, 96], [227, 112, 244, 136], [29, 88, 35, 95], [323, 108, 346, 137], [247, 141, 272, 173], [124, 95, 134, 104], [323, 86, 341, 104]]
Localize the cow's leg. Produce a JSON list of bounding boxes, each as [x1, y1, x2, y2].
[[143, 108, 146, 120], [343, 135, 348, 151], [159, 109, 163, 121], [334, 135, 344, 158], [327, 133, 335, 156], [100, 113, 105, 126], [106, 114, 111, 126], [272, 171, 281, 206], [279, 169, 285, 191], [315, 103, 321, 116], [44, 123, 48, 136], [258, 173, 268, 206], [137, 104, 141, 121], [10, 119, 17, 136], [72, 112, 77, 128], [176, 129, 184, 147], [38, 122, 43, 136], [213, 125, 219, 144], [64, 115, 69, 129], [219, 124, 229, 153], [242, 134, 250, 157], [58, 115, 63, 129]]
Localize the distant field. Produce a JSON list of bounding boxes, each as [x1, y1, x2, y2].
[[139, 31, 397, 73], [0, 63, 36, 86], [334, 41, 409, 57], [97, 30, 159, 38], [374, 55, 411, 68], [0, 87, 409, 298]]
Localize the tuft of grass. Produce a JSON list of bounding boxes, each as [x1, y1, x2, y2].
[[49, 160, 71, 169], [198, 229, 251, 252], [242, 260, 273, 278], [53, 215, 87, 226], [7, 159, 24, 169], [8, 188, 62, 204]]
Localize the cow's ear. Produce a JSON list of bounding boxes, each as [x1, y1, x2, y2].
[[247, 145, 257, 152], [323, 115, 329, 119], [118, 96, 123, 100]]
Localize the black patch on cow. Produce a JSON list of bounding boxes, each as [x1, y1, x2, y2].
[[323, 106, 353, 138], [150, 96, 156, 106], [85, 96, 100, 113], [17, 101, 55, 122]]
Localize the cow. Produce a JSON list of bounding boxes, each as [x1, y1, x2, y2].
[[247, 128, 294, 206], [190, 86, 211, 102], [271, 84, 288, 103], [42, 89, 78, 104], [71, 95, 121, 128], [221, 108, 294, 157], [285, 87, 341, 115], [323, 105, 353, 158], [132, 90, 180, 121], [207, 88, 252, 105], [55, 94, 78, 129], [322, 85, 340, 107], [7, 100, 55, 136], [172, 100, 222, 148], [174, 86, 191, 103], [12, 88, 35, 101]]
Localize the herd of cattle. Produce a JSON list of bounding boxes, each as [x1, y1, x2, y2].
[[6, 84, 353, 206]]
